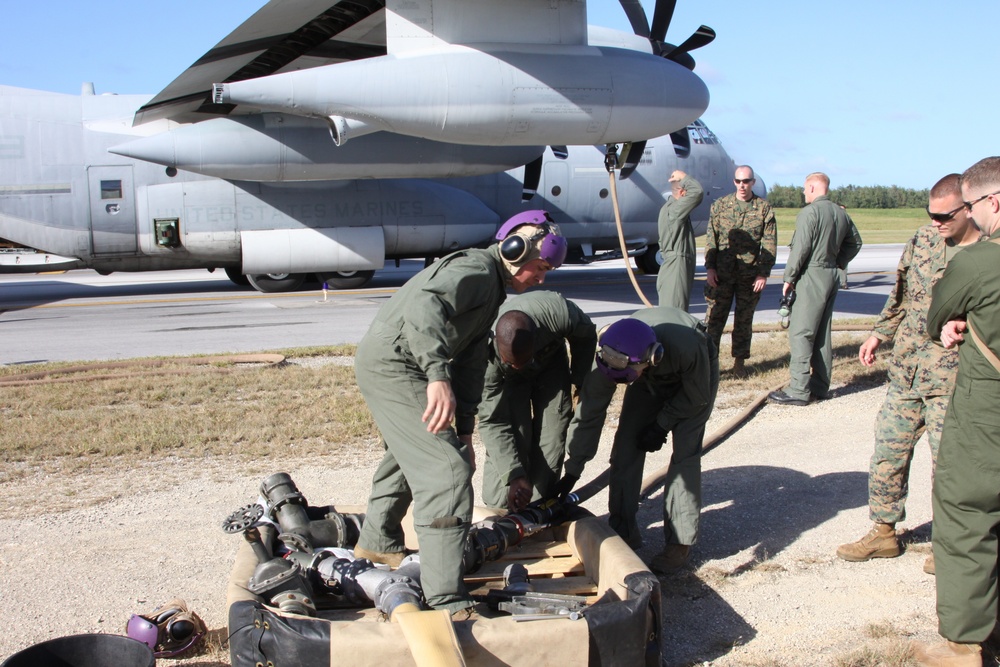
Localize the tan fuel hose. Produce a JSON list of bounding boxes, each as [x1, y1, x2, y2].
[[637, 350, 867, 500], [392, 604, 467, 667], [608, 166, 654, 308], [573, 325, 875, 503]]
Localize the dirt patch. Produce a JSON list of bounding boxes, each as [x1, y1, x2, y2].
[[0, 378, 951, 666]]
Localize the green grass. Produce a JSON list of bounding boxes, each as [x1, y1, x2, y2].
[[0, 331, 885, 476], [774, 207, 927, 245]]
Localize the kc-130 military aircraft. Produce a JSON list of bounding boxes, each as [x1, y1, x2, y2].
[[0, 0, 753, 292]]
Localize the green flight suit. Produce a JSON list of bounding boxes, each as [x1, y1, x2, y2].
[[564, 306, 719, 548], [782, 196, 862, 400], [656, 175, 705, 311], [927, 232, 1000, 644], [478, 291, 596, 508], [354, 246, 508, 612], [866, 225, 981, 524], [703, 193, 777, 359]]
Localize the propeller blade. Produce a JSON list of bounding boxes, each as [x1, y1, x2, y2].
[[665, 24, 716, 63], [617, 0, 650, 38], [551, 146, 569, 160], [649, 0, 678, 44], [522, 155, 543, 202], [619, 140, 647, 180]]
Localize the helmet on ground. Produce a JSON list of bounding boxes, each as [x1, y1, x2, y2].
[[596, 318, 664, 383], [126, 598, 206, 658], [495, 210, 568, 269]]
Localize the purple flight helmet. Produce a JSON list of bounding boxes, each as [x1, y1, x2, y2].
[[596, 318, 664, 383], [495, 210, 568, 268]]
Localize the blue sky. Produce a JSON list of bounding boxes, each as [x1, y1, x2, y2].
[[1, 1, 996, 190]]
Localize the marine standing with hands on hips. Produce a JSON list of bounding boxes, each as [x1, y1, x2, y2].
[[352, 210, 567, 615]]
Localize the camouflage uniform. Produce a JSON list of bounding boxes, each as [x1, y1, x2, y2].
[[703, 193, 777, 359], [866, 224, 981, 524]]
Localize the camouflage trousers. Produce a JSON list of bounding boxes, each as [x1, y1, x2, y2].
[[704, 266, 762, 359], [867, 384, 949, 524]]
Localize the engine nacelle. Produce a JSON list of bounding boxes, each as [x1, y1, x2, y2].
[[216, 45, 709, 147]]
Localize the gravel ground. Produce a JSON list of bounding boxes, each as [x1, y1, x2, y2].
[[0, 369, 948, 666]]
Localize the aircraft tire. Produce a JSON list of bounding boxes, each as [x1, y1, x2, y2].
[[635, 245, 662, 275], [246, 273, 307, 293], [225, 267, 250, 287], [317, 270, 375, 289]]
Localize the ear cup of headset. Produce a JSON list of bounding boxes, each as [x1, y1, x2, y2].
[[500, 233, 530, 263]]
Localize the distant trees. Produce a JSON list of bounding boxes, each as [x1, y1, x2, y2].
[[766, 184, 930, 209]]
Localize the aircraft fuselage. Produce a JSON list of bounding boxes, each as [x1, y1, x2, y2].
[[0, 85, 738, 287]]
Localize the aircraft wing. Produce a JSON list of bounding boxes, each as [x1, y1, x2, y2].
[[133, 0, 588, 127]]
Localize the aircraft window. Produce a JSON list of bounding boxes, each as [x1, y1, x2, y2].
[[689, 120, 719, 145], [100, 180, 123, 199], [670, 130, 691, 158], [551, 186, 562, 196], [599, 189, 609, 199]]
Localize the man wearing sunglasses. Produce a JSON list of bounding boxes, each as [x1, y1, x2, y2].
[[768, 172, 863, 406], [555, 306, 719, 573], [914, 157, 1000, 666], [477, 291, 596, 513], [837, 174, 982, 571], [656, 169, 705, 310], [704, 165, 777, 379]]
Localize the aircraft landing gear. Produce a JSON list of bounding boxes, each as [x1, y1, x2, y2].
[[635, 245, 662, 275], [224, 267, 250, 286], [246, 273, 306, 293], [316, 270, 374, 290]]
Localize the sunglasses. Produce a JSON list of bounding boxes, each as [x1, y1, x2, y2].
[[963, 189, 1000, 211], [925, 204, 965, 223], [734, 178, 754, 185], [597, 342, 664, 371]]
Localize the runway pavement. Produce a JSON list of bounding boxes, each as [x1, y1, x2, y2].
[[0, 245, 901, 365]]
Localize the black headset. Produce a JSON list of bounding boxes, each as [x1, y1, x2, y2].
[[499, 224, 554, 265]]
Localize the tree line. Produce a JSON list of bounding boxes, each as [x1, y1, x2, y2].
[[766, 184, 930, 209]]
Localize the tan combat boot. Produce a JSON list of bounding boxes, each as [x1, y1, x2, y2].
[[912, 640, 982, 666], [650, 544, 691, 574], [923, 553, 936, 575], [353, 545, 407, 567], [836, 523, 900, 562], [731, 358, 749, 379]]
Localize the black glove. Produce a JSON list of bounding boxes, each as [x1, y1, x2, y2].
[[552, 474, 579, 502], [637, 422, 669, 453]]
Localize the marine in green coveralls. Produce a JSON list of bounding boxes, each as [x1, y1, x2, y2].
[[768, 172, 862, 406], [477, 291, 596, 511], [556, 306, 718, 573], [353, 211, 567, 612], [703, 165, 777, 377], [913, 157, 1000, 667], [837, 174, 983, 569], [656, 170, 705, 310]]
